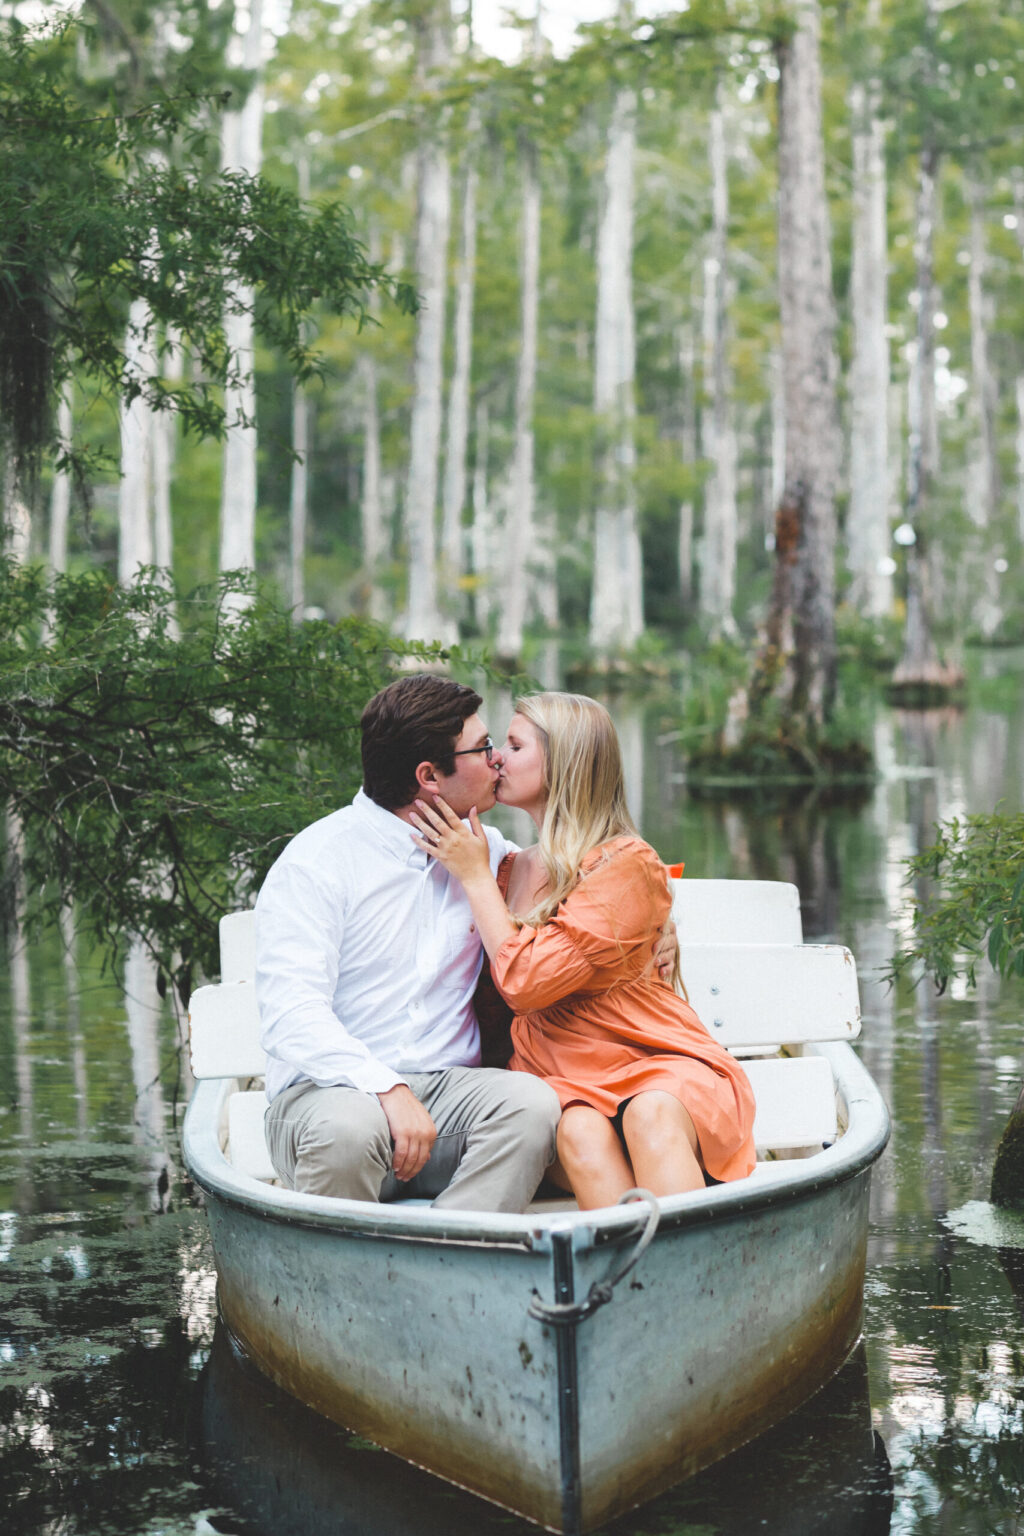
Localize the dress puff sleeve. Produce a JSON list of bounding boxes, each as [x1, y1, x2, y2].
[[490, 837, 671, 1012]]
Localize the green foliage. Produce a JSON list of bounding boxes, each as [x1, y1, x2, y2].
[[675, 637, 876, 787], [893, 812, 1024, 992], [0, 559, 467, 1003], [0, 12, 415, 482]]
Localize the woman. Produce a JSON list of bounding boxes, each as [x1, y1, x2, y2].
[[410, 692, 756, 1210]]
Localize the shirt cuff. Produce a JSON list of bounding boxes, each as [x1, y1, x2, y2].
[[344, 1061, 408, 1096]]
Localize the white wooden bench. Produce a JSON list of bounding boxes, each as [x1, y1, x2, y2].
[[188, 879, 858, 1186]]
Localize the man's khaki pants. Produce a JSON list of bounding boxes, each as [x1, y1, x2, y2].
[[265, 1067, 560, 1214]]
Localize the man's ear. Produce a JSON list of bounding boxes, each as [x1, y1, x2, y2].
[[414, 760, 440, 797]]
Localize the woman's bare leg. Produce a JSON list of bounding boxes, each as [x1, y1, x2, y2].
[[621, 1091, 706, 1196], [556, 1105, 635, 1210]]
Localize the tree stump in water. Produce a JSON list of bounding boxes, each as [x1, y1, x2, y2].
[[991, 1082, 1024, 1209]]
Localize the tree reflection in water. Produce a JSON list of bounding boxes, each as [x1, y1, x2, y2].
[[2, 669, 1024, 1534]]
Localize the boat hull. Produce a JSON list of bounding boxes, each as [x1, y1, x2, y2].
[[184, 1042, 888, 1533]]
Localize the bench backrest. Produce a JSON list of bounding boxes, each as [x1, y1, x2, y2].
[[670, 878, 803, 945], [187, 881, 858, 1080]]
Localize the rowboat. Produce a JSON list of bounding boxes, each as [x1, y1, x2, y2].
[[182, 878, 890, 1535]]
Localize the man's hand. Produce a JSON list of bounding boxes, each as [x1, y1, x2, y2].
[[377, 1084, 437, 1181], [653, 917, 678, 983]]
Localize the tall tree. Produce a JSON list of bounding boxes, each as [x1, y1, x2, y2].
[[404, 0, 452, 643], [846, 0, 892, 620], [219, 0, 266, 607], [699, 83, 738, 639], [440, 104, 480, 628], [749, 0, 840, 732], [964, 166, 1002, 637], [496, 82, 542, 662], [589, 2, 643, 656]]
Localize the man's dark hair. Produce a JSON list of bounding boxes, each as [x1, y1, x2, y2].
[[361, 675, 484, 810]]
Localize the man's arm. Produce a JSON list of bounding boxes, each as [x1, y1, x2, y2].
[[255, 858, 407, 1097]]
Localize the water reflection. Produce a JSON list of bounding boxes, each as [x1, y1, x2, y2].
[[1, 661, 1023, 1534]]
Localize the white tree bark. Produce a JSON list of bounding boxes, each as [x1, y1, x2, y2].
[[218, 0, 264, 605], [440, 109, 479, 621], [118, 298, 157, 585], [893, 129, 960, 691], [589, 46, 643, 655], [289, 383, 309, 617], [847, 25, 891, 620], [360, 353, 388, 623], [470, 398, 494, 631], [49, 380, 74, 574], [756, 0, 840, 726], [1017, 375, 1024, 546], [404, 4, 452, 643], [496, 132, 541, 661], [699, 91, 738, 638], [288, 158, 311, 621], [677, 327, 696, 611], [965, 168, 1001, 638]]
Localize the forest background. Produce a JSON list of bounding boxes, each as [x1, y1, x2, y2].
[[2, 0, 1024, 1003]]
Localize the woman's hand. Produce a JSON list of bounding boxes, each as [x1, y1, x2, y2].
[[410, 796, 518, 961], [410, 797, 493, 887]]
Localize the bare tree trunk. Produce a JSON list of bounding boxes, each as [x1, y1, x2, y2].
[[288, 157, 311, 621], [218, 0, 264, 607], [847, 19, 891, 620], [496, 130, 541, 662], [360, 354, 388, 623], [404, 3, 452, 643], [965, 166, 1001, 638], [751, 0, 840, 730], [699, 87, 738, 638], [677, 326, 696, 612], [2, 456, 30, 561], [470, 398, 494, 632], [440, 108, 479, 629], [589, 15, 643, 656], [118, 298, 157, 585], [289, 382, 309, 617], [49, 380, 74, 575], [892, 136, 961, 694], [1017, 374, 1024, 547]]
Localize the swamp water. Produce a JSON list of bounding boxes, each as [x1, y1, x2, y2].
[[3, 657, 1024, 1535]]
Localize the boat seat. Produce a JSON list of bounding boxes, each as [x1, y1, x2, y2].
[[223, 1054, 838, 1184], [670, 878, 803, 945]]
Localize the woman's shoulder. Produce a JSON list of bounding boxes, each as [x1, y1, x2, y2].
[[580, 834, 660, 873]]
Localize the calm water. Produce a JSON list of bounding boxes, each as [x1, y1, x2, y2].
[[3, 657, 1024, 1535]]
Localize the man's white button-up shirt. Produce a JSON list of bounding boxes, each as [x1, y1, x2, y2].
[[255, 789, 515, 1102]]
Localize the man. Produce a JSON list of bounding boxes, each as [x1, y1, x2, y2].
[[255, 674, 561, 1212]]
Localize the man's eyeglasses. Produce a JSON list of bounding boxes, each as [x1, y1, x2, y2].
[[452, 737, 495, 762]]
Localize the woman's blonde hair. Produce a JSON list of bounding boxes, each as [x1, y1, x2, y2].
[[513, 692, 638, 926]]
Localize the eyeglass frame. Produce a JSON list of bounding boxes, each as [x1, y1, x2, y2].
[[450, 737, 495, 761]]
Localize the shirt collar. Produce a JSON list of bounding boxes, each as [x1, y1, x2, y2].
[[353, 787, 430, 868]]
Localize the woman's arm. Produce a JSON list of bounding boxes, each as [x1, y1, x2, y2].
[[409, 797, 518, 961]]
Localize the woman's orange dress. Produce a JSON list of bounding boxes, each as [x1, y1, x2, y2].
[[491, 836, 756, 1183]]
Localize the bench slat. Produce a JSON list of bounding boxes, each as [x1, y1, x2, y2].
[[220, 910, 256, 984], [679, 942, 860, 1048], [189, 981, 263, 1079], [742, 1055, 837, 1150], [670, 879, 802, 945]]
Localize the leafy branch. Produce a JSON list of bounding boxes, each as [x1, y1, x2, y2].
[[891, 813, 1024, 993]]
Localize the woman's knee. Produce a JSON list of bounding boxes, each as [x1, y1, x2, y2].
[[621, 1091, 697, 1150], [557, 1106, 618, 1166]]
